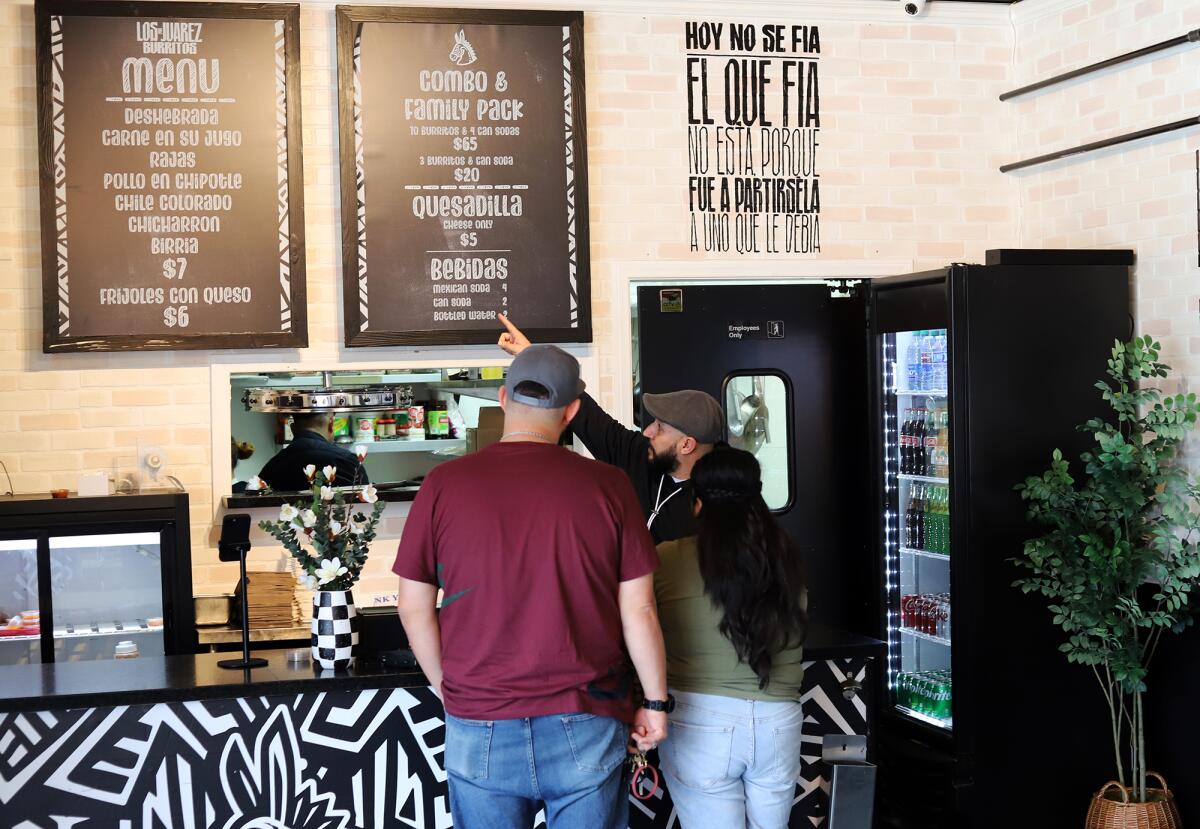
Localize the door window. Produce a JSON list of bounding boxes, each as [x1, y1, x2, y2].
[[722, 373, 792, 511]]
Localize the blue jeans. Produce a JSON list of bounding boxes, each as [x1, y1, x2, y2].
[[444, 711, 629, 829], [658, 690, 804, 829]]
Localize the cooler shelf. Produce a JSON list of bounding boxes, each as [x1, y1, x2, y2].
[[900, 627, 951, 646], [898, 473, 949, 485], [900, 547, 950, 561], [898, 705, 953, 730], [896, 389, 948, 398]]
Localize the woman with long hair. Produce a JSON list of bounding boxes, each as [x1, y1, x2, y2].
[[654, 446, 808, 829]]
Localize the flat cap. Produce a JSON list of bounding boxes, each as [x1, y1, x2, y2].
[[643, 390, 724, 444]]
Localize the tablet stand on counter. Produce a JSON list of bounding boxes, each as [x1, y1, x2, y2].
[[217, 514, 268, 670]]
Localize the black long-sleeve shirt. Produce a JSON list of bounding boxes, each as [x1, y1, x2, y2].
[[570, 392, 696, 543], [258, 430, 369, 492]]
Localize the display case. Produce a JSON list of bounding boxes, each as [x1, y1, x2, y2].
[[0, 493, 194, 665]]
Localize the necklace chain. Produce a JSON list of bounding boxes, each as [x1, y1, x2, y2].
[[501, 430, 553, 443]]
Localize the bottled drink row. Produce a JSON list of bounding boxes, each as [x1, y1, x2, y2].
[[904, 483, 950, 555], [900, 592, 951, 639], [896, 670, 952, 721], [900, 404, 948, 477], [903, 328, 948, 391]]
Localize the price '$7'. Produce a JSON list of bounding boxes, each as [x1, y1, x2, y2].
[[162, 257, 188, 280]]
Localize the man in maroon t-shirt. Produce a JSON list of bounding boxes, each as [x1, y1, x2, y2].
[[394, 345, 669, 829]]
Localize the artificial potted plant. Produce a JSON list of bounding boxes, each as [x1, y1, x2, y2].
[[1014, 336, 1200, 825], [258, 458, 385, 670]]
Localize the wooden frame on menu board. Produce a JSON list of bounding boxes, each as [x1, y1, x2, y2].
[[336, 6, 592, 347], [35, 0, 307, 352]]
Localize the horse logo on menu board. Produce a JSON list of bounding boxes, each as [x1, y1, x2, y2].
[[449, 29, 477, 66]]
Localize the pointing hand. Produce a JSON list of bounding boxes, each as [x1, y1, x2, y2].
[[496, 312, 530, 355]]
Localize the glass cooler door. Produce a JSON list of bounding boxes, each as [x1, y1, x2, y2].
[[49, 531, 166, 661], [0, 538, 41, 666], [882, 329, 953, 731]]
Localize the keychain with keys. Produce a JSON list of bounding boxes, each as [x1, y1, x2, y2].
[[628, 750, 660, 800]]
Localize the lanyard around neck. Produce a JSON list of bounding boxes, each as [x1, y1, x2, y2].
[[647, 475, 683, 530]]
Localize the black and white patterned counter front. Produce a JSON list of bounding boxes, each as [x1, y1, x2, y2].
[[0, 637, 881, 828]]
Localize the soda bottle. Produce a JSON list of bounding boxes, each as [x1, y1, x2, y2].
[[942, 487, 952, 556], [905, 489, 918, 549], [923, 408, 937, 478], [899, 408, 911, 474], [933, 487, 946, 554], [905, 333, 921, 391], [913, 409, 926, 475], [912, 484, 925, 550], [902, 495, 912, 548], [938, 406, 950, 478]]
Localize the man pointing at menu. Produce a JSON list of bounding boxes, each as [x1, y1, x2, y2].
[[497, 313, 723, 543]]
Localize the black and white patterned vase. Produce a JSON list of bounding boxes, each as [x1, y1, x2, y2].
[[312, 590, 359, 670]]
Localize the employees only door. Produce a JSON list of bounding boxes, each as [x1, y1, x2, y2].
[[635, 282, 872, 633]]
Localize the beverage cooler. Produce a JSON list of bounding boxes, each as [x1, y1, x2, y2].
[[0, 493, 195, 665], [868, 251, 1132, 828]]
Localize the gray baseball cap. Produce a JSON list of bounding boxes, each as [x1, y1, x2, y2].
[[643, 390, 724, 444], [505, 345, 586, 408]]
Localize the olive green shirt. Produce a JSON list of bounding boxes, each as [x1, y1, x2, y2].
[[654, 536, 805, 701]]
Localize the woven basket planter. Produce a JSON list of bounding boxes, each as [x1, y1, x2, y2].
[[1085, 774, 1181, 829]]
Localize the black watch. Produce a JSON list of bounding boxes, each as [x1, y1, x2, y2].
[[641, 694, 675, 713]]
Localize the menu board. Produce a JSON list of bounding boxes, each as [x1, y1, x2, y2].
[[337, 7, 591, 347], [35, 1, 306, 352]]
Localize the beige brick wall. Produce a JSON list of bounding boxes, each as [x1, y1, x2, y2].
[[1012, 0, 1200, 410], [1, 0, 1020, 600]]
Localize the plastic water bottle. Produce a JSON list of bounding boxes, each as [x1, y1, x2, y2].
[[932, 328, 948, 390], [905, 332, 922, 391], [919, 331, 935, 390]]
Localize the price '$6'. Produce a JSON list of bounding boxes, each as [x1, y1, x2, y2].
[[163, 305, 189, 328]]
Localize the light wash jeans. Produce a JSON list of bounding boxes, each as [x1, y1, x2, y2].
[[444, 711, 629, 829], [658, 689, 804, 829]]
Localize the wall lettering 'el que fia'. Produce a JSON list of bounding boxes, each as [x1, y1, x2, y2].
[[685, 21, 821, 256]]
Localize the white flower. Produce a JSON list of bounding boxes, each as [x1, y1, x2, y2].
[[320, 485, 335, 502], [360, 484, 378, 504], [299, 572, 319, 590], [303, 464, 316, 481], [299, 509, 317, 528], [246, 475, 264, 491], [349, 519, 366, 536], [279, 504, 299, 523], [322, 465, 337, 483], [315, 558, 347, 585], [329, 520, 344, 537], [354, 444, 368, 461]]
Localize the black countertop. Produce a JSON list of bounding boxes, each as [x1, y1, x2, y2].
[[0, 625, 883, 714], [226, 488, 417, 508], [804, 624, 885, 661], [0, 650, 426, 714]]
